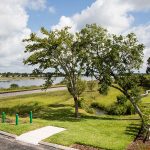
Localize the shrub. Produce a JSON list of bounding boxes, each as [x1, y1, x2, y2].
[[87, 80, 97, 91], [79, 98, 95, 114], [10, 84, 19, 88], [76, 79, 87, 98], [106, 94, 134, 115], [116, 95, 127, 105], [108, 104, 126, 115]]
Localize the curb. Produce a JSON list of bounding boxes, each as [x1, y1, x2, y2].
[[39, 141, 78, 150], [0, 130, 17, 139], [0, 130, 78, 150]]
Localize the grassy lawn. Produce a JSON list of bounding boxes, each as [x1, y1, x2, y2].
[[0, 89, 146, 150], [142, 94, 150, 103]]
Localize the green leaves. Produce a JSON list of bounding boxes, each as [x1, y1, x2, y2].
[[23, 24, 146, 119]]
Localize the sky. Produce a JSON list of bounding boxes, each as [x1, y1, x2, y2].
[[0, 0, 150, 73]]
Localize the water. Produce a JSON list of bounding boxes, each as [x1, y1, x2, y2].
[[0, 76, 93, 89], [0, 77, 64, 89]]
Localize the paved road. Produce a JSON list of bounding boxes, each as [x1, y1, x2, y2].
[[0, 87, 67, 98], [0, 135, 58, 150]]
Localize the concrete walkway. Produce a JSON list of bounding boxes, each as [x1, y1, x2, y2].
[[16, 126, 66, 145], [0, 87, 67, 98]]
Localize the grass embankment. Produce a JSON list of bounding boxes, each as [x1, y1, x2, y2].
[[142, 94, 150, 103], [0, 89, 145, 150], [0, 84, 65, 93]]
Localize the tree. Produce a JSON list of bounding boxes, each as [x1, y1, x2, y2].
[[10, 84, 19, 88], [146, 57, 150, 74], [79, 24, 145, 126], [23, 27, 86, 118]]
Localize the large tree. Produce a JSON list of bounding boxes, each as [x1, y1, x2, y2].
[[79, 24, 145, 126], [23, 27, 86, 117], [146, 57, 150, 74]]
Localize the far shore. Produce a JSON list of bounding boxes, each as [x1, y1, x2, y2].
[[0, 77, 45, 81]]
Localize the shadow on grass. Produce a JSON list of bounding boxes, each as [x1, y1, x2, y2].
[[125, 123, 141, 137], [0, 102, 42, 116], [0, 101, 140, 123], [0, 102, 81, 122]]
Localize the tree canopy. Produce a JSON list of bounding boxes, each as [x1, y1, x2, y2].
[[23, 24, 146, 125], [23, 27, 86, 117], [78, 24, 145, 125]]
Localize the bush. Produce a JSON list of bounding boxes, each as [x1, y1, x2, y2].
[[10, 84, 19, 88], [76, 79, 87, 97], [87, 80, 97, 91], [108, 104, 127, 115], [116, 95, 127, 105], [107, 94, 134, 115], [79, 98, 95, 114]]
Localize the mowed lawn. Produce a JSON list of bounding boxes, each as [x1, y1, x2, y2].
[[0, 89, 146, 150]]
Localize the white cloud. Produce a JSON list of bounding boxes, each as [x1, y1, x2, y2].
[[0, 0, 150, 72], [52, 0, 150, 34], [52, 0, 135, 34], [52, 0, 150, 72], [126, 24, 150, 72], [21, 0, 47, 11], [0, 0, 47, 72], [48, 6, 56, 14], [52, 16, 77, 33], [127, 0, 150, 11]]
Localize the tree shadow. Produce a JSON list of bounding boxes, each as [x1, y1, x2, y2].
[[47, 103, 71, 108], [0, 102, 82, 122], [125, 123, 141, 137], [0, 102, 141, 123], [0, 102, 42, 116]]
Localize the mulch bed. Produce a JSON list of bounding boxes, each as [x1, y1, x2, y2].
[[72, 141, 150, 150], [72, 144, 103, 150], [127, 135, 150, 150]]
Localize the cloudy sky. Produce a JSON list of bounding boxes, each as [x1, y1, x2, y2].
[[0, 0, 150, 73]]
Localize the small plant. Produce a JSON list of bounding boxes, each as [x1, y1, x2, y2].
[[116, 95, 127, 105], [87, 80, 96, 91], [79, 98, 95, 114], [10, 84, 19, 88], [76, 78, 87, 98], [108, 95, 135, 115]]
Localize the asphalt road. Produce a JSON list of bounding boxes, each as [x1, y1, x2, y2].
[[0, 87, 67, 98], [0, 135, 58, 150]]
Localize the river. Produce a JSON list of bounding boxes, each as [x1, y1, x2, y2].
[[0, 76, 92, 88]]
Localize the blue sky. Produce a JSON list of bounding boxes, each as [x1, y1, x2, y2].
[[0, 0, 150, 72], [27, 0, 94, 31], [131, 11, 150, 26]]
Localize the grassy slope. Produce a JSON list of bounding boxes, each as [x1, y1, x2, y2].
[[142, 94, 150, 103], [0, 85, 65, 93], [0, 89, 147, 150]]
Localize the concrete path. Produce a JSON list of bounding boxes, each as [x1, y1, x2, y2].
[[0, 87, 67, 98], [16, 126, 66, 145]]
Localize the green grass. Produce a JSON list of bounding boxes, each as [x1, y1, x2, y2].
[[0, 89, 143, 150], [142, 94, 150, 103], [0, 84, 65, 93], [82, 87, 122, 107]]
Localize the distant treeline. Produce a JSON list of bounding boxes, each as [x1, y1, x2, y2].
[[0, 72, 45, 77], [0, 72, 150, 78]]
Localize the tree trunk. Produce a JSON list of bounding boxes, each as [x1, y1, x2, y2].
[[74, 96, 79, 118], [129, 98, 145, 127]]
